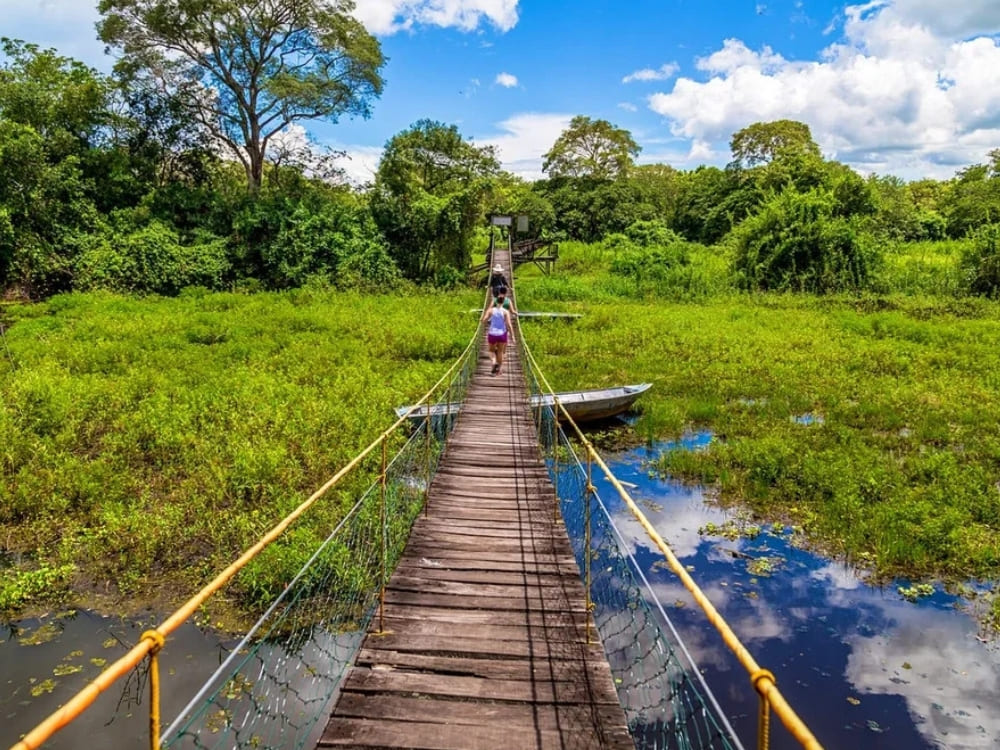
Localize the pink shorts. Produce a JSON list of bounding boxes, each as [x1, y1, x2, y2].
[[488, 333, 508, 345]]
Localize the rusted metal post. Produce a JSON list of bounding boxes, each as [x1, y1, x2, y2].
[[378, 435, 387, 634]]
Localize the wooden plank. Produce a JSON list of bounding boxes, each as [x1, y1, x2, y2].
[[395, 558, 579, 575], [371, 616, 587, 645], [342, 668, 622, 705], [319, 716, 628, 750], [331, 692, 630, 733], [352, 633, 603, 661], [371, 605, 588, 628], [386, 567, 580, 587], [398, 548, 575, 565], [353, 649, 613, 680], [382, 590, 586, 613]]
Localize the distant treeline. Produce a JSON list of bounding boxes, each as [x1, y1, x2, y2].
[[3, 34, 1000, 300]]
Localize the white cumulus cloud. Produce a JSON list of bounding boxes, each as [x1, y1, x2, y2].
[[872, 0, 1000, 40], [474, 112, 574, 180], [622, 62, 680, 83], [353, 0, 520, 35], [495, 72, 518, 88], [646, 1, 1000, 178], [328, 145, 385, 187]]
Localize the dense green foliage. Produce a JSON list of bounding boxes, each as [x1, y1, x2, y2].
[[0, 287, 479, 615], [731, 188, 875, 292], [3, 24, 1000, 301], [370, 120, 500, 280]]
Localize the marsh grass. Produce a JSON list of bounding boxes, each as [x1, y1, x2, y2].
[[877, 239, 968, 296], [0, 287, 480, 618], [516, 247, 1000, 585]]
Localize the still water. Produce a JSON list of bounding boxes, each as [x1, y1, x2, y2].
[[1, 610, 230, 749], [598, 432, 1000, 750]]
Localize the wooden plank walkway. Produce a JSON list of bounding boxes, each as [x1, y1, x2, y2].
[[318, 253, 633, 749]]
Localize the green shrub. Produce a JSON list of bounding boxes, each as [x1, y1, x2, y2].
[[732, 188, 878, 293], [961, 222, 1000, 297], [430, 263, 465, 290], [623, 219, 682, 248], [75, 222, 230, 294]]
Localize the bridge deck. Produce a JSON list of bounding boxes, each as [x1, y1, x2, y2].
[[318, 257, 632, 749]]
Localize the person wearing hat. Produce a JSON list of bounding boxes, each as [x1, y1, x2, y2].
[[490, 263, 508, 298]]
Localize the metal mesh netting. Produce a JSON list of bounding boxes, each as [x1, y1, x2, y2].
[[160, 343, 478, 750], [520, 349, 743, 750]]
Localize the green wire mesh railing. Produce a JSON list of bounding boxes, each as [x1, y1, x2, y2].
[[159, 342, 479, 750], [519, 344, 743, 750]]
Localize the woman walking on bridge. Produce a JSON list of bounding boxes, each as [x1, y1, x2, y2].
[[483, 290, 514, 375]]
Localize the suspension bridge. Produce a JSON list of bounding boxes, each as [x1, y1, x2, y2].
[[10, 249, 821, 750]]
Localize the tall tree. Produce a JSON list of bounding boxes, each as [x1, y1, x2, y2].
[[542, 115, 639, 180], [730, 119, 821, 169], [0, 38, 111, 157], [97, 0, 385, 191], [0, 40, 107, 293], [370, 120, 499, 279]]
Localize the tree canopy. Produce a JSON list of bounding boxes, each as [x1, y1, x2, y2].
[[542, 115, 639, 180], [730, 119, 821, 169], [97, 0, 385, 191], [371, 120, 500, 280]]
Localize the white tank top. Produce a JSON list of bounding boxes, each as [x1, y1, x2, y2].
[[488, 307, 507, 336]]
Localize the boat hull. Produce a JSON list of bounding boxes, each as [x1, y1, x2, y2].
[[396, 384, 651, 425]]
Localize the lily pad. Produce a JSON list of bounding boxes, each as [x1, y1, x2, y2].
[[18, 623, 61, 646], [30, 678, 57, 697]]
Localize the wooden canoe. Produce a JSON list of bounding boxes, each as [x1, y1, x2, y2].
[[396, 383, 652, 425]]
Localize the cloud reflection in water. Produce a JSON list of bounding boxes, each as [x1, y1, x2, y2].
[[595, 440, 1000, 749]]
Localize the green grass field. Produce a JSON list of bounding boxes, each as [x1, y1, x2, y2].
[[0, 286, 481, 618]]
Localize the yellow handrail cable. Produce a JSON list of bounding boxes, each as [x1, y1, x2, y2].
[[519, 340, 823, 750], [11, 315, 484, 750]]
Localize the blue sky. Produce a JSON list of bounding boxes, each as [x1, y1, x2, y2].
[[3, 1, 1000, 183]]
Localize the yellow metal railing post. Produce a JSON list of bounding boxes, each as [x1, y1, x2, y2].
[[142, 630, 166, 750], [754, 669, 776, 750], [378, 435, 388, 634], [585, 446, 594, 645]]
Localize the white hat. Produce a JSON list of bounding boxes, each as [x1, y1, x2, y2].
[[493, 264, 503, 273]]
